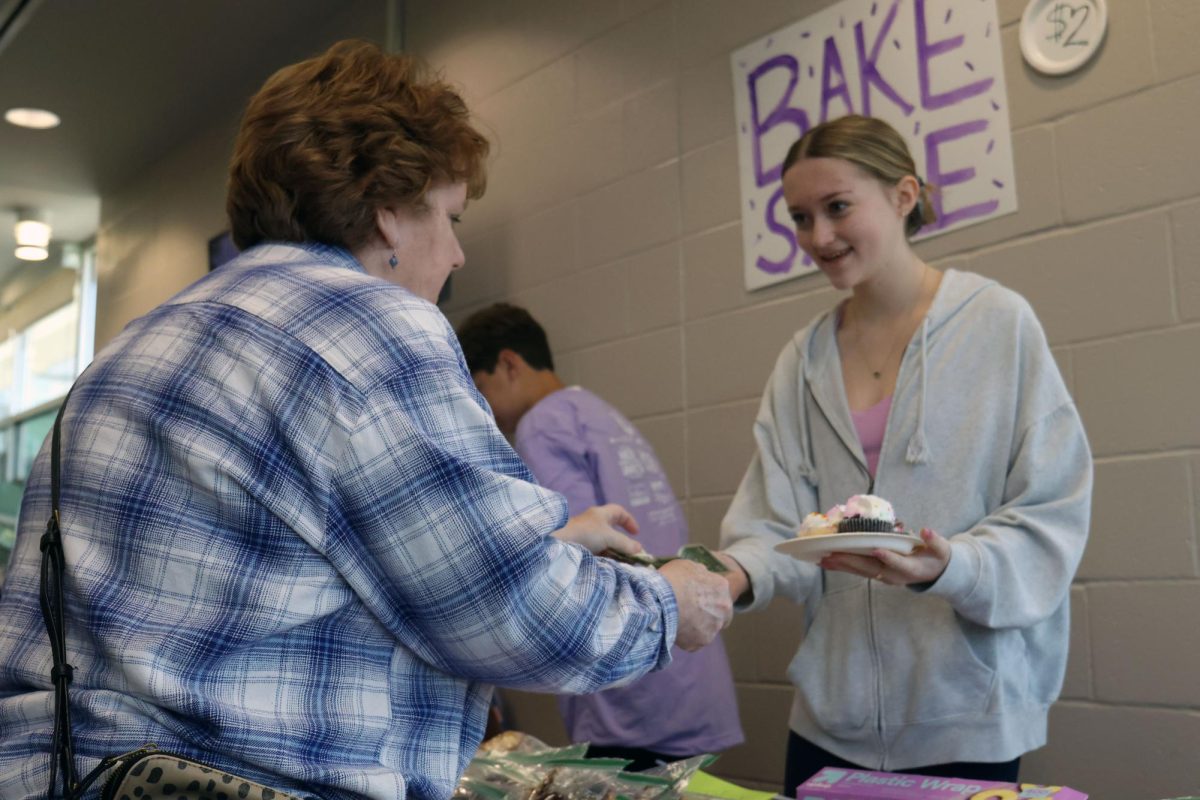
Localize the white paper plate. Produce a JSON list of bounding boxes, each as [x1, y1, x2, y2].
[[1019, 0, 1107, 76], [774, 532, 923, 563]]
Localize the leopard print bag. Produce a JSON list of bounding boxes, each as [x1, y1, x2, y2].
[[101, 750, 303, 800]]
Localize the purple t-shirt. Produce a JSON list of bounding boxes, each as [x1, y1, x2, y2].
[[514, 387, 743, 756]]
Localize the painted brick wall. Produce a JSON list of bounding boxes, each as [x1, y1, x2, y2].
[[415, 1, 1200, 797]]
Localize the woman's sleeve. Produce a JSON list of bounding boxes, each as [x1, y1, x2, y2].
[[326, 350, 677, 694], [720, 339, 820, 612], [921, 306, 1093, 630]]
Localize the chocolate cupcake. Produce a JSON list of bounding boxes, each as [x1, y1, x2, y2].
[[835, 494, 897, 533]]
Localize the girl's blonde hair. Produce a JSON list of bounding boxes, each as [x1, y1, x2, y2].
[[782, 115, 936, 237]]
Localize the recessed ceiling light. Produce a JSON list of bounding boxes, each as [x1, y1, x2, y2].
[[15, 245, 49, 261], [15, 219, 51, 248], [5, 107, 61, 130], [14, 214, 52, 262]]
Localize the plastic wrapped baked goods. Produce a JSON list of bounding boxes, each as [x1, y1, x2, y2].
[[459, 733, 714, 800]]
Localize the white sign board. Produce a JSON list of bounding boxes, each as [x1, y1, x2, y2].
[[731, 0, 1016, 291]]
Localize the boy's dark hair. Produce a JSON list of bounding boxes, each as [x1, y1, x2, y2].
[[456, 303, 556, 374]]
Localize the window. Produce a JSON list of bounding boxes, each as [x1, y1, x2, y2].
[[22, 303, 79, 410], [0, 340, 16, 420], [0, 244, 96, 579], [15, 407, 56, 481]]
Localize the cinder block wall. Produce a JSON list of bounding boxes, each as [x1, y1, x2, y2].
[[416, 1, 1200, 797], [92, 1, 390, 352]]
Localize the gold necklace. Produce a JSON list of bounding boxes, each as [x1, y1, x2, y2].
[[856, 329, 907, 380], [846, 267, 932, 380]]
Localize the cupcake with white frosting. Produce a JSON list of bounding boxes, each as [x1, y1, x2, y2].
[[836, 494, 898, 533]]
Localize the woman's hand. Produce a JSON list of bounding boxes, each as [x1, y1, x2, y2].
[[555, 504, 642, 555], [658, 559, 733, 650], [819, 528, 951, 586]]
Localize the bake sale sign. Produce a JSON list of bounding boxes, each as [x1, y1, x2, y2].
[[731, 0, 1016, 290]]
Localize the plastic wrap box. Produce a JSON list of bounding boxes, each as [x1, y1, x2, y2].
[[797, 768, 1087, 800]]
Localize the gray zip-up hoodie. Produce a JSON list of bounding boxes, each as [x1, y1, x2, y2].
[[720, 269, 1092, 771]]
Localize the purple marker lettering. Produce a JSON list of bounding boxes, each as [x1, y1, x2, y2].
[[748, 55, 810, 187], [758, 186, 799, 274], [924, 119, 999, 229], [986, 138, 995, 154], [915, 0, 993, 110], [855, 1, 914, 117], [820, 36, 854, 122]]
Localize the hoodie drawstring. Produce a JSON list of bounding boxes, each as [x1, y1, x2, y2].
[[905, 317, 931, 465], [797, 375, 818, 485]]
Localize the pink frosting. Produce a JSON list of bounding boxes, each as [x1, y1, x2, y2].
[[842, 494, 896, 522]]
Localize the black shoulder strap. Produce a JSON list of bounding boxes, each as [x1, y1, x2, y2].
[[39, 390, 79, 798], [37, 385, 167, 800]]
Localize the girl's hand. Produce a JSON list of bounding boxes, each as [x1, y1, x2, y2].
[[818, 528, 951, 586], [713, 551, 752, 604]]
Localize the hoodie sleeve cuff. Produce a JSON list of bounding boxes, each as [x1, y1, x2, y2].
[[913, 538, 980, 604], [722, 541, 773, 613]]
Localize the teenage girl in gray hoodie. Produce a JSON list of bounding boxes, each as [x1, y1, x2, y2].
[[714, 116, 1092, 793]]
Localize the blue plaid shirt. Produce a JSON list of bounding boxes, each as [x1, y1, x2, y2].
[[0, 244, 677, 800]]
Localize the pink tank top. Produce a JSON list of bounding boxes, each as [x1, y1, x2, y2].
[[851, 395, 893, 478]]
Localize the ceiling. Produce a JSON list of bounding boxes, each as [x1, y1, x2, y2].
[[0, 0, 391, 292]]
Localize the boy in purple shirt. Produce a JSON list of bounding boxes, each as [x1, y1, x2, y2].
[[457, 304, 743, 770]]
